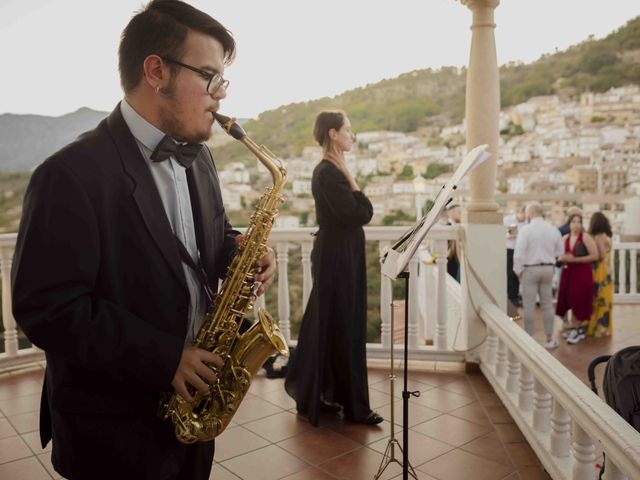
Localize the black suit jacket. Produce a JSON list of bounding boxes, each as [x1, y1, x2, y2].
[[11, 105, 237, 477]]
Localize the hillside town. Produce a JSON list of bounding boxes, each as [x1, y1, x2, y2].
[[216, 84, 640, 237]]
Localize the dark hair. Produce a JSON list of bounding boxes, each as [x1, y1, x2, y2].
[[589, 211, 612, 237], [313, 111, 346, 150], [118, 0, 236, 93], [567, 213, 583, 226]]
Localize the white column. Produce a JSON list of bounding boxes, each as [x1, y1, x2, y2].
[[276, 242, 291, 344], [495, 339, 508, 380], [459, 0, 504, 360], [518, 367, 534, 412], [533, 379, 552, 433], [434, 239, 448, 350], [618, 249, 627, 295], [611, 246, 616, 290], [551, 401, 571, 458], [461, 0, 501, 212], [424, 262, 437, 345], [1, 248, 18, 357], [379, 241, 392, 349], [572, 424, 596, 480], [630, 248, 637, 295], [483, 328, 498, 366], [506, 350, 520, 394], [408, 254, 420, 349], [300, 241, 313, 310]]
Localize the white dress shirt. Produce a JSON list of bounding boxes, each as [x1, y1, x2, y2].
[[120, 99, 206, 345], [513, 217, 564, 276]]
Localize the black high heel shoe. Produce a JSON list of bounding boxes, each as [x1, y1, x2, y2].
[[350, 411, 384, 425], [262, 355, 288, 378]]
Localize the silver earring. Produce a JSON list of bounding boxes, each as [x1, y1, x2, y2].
[[155, 86, 160, 94]]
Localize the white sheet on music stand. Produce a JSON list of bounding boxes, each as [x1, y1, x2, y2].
[[381, 144, 491, 280]]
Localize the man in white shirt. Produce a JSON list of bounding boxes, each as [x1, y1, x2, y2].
[[513, 202, 564, 349]]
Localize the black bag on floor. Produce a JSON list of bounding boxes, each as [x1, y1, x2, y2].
[[588, 346, 640, 479], [602, 346, 640, 431]]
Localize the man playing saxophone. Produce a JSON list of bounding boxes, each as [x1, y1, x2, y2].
[[11, 1, 275, 479]]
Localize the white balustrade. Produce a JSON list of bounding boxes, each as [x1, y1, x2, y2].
[[533, 379, 551, 433], [424, 261, 437, 345], [480, 303, 640, 480], [2, 233, 636, 369], [300, 240, 313, 310], [276, 242, 291, 344], [1, 225, 464, 368], [1, 246, 17, 357], [550, 401, 571, 458], [483, 328, 498, 366], [618, 248, 627, 295], [407, 254, 420, 350], [378, 240, 392, 349], [630, 248, 637, 296], [496, 339, 508, 379], [506, 350, 521, 394], [518, 366, 533, 412], [610, 242, 639, 301], [572, 424, 596, 480], [434, 238, 449, 350], [0, 234, 45, 368]]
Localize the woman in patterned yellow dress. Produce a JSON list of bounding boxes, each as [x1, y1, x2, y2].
[[588, 212, 613, 337]]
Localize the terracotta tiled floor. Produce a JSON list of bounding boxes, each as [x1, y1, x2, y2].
[[0, 304, 637, 479]]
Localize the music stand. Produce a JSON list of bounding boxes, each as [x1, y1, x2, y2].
[[373, 289, 419, 480], [374, 145, 490, 480]]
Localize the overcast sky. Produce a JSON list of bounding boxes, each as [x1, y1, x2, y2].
[[1, 0, 639, 119]]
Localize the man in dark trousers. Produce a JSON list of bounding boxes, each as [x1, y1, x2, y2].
[[11, 1, 275, 479], [504, 205, 526, 315]]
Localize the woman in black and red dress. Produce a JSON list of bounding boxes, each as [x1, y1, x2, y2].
[[556, 212, 599, 344]]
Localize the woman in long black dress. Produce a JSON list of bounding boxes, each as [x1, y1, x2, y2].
[[284, 111, 383, 427]]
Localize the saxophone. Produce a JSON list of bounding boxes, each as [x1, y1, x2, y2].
[[158, 113, 289, 444]]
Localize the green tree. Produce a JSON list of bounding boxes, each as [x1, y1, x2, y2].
[[398, 165, 414, 180], [424, 163, 451, 179]]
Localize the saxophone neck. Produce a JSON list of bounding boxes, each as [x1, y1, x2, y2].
[[240, 136, 286, 187], [213, 112, 286, 187]]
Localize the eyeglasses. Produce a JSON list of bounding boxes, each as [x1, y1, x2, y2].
[[160, 56, 229, 95]]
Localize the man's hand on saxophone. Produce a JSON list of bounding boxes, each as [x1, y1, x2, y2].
[[255, 246, 276, 296], [234, 234, 277, 297], [171, 347, 224, 403], [169, 244, 276, 403]]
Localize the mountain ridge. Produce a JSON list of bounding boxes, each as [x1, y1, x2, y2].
[[1, 15, 638, 173]]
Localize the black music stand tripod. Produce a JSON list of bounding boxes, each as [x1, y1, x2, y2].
[[374, 271, 419, 480]]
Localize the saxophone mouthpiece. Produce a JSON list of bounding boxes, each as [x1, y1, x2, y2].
[[213, 112, 246, 141]]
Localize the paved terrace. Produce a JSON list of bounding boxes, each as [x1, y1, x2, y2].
[[1, 305, 639, 480]]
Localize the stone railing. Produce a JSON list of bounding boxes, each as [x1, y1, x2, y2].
[[480, 303, 640, 479], [265, 225, 464, 362], [0, 225, 465, 369], [612, 242, 640, 302], [0, 233, 44, 368]]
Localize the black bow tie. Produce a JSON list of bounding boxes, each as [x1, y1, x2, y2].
[[150, 135, 203, 169]]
